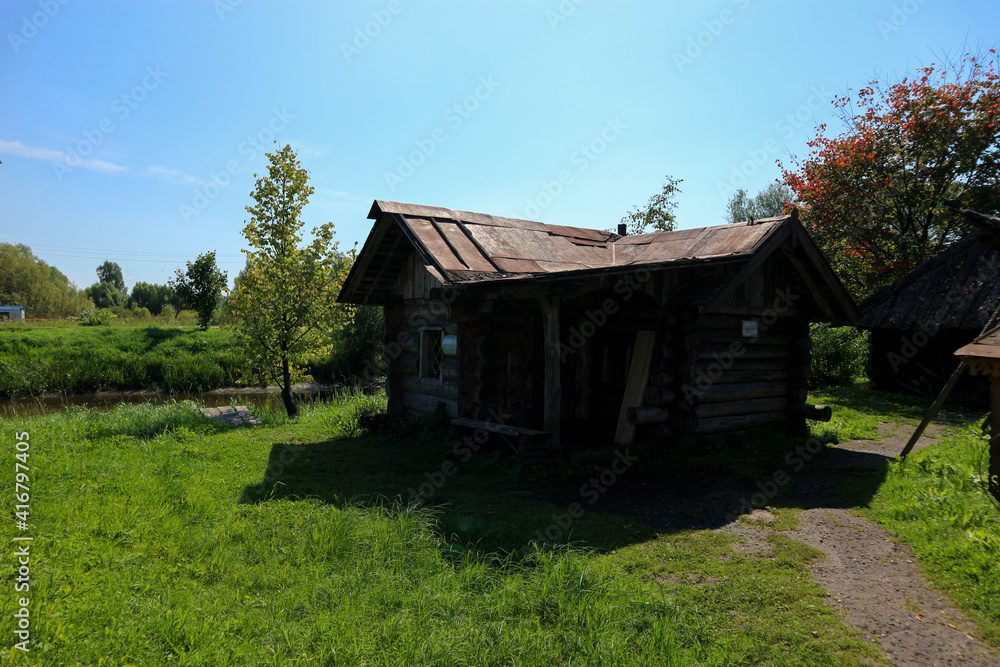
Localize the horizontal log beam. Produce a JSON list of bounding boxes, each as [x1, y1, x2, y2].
[[643, 386, 676, 406], [695, 397, 787, 419], [792, 403, 832, 422], [697, 344, 789, 360], [627, 406, 670, 425], [401, 393, 459, 417], [697, 380, 787, 404], [687, 369, 789, 384], [695, 411, 787, 434], [400, 375, 460, 399], [648, 371, 674, 386]]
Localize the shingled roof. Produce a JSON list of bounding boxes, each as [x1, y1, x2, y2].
[[859, 232, 1000, 331], [338, 200, 858, 322]]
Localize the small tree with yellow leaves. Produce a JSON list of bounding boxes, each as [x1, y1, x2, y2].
[[228, 144, 354, 417]]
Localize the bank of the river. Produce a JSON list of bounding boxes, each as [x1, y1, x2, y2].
[[0, 325, 243, 397], [0, 382, 363, 418]]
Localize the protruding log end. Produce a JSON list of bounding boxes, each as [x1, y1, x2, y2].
[[793, 403, 832, 422], [627, 406, 670, 426]]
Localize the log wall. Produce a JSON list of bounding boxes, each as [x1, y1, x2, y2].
[[384, 297, 460, 418]]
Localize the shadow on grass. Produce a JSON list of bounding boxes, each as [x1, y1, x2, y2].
[[813, 383, 985, 425], [237, 416, 898, 556]]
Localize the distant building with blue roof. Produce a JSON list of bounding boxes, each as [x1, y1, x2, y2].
[[0, 306, 25, 321]]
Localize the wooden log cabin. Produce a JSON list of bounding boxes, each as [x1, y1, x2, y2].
[[338, 200, 859, 458]]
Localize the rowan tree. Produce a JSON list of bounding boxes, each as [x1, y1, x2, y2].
[[227, 144, 353, 418], [781, 52, 1000, 298]]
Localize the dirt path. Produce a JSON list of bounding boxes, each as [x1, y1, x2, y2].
[[719, 422, 999, 666]]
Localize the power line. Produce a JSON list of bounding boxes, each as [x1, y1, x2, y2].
[[29, 250, 246, 265], [22, 242, 244, 259]]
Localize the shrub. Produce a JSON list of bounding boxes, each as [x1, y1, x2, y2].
[[176, 309, 198, 326], [159, 304, 176, 321], [309, 306, 385, 382], [77, 308, 116, 326], [810, 323, 869, 388]]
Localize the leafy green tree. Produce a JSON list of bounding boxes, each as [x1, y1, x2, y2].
[[620, 175, 683, 235], [0, 243, 91, 317], [96, 261, 127, 295], [85, 281, 125, 309], [129, 282, 175, 315], [725, 182, 796, 223], [228, 144, 353, 418], [169, 252, 228, 330]]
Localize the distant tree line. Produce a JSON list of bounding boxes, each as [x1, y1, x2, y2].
[[0, 243, 91, 317]]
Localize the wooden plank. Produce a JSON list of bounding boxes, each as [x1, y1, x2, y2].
[[788, 224, 861, 323], [451, 417, 549, 438], [539, 295, 562, 448], [614, 330, 656, 445], [702, 223, 791, 312], [990, 378, 1000, 500], [780, 245, 836, 320]]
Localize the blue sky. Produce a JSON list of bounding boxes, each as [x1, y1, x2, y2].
[[1, 0, 997, 290]]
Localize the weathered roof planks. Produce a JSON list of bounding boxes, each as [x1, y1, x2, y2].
[[339, 201, 828, 307]]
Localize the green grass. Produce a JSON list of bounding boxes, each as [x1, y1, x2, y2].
[[0, 325, 244, 397], [0, 395, 887, 665], [803, 385, 1000, 648], [866, 427, 1000, 646]]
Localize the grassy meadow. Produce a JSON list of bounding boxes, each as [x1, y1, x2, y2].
[[0, 325, 243, 397], [0, 393, 895, 666]]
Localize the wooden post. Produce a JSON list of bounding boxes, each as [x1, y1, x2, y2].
[[539, 295, 561, 448], [990, 376, 1000, 502], [614, 330, 656, 445]]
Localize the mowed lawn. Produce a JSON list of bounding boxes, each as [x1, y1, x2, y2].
[[1, 393, 908, 666]]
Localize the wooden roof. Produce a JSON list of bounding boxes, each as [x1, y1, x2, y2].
[[955, 324, 1000, 377], [338, 200, 859, 322], [956, 325, 1000, 359], [859, 232, 1000, 331]]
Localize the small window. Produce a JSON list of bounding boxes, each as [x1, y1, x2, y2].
[[420, 329, 443, 380]]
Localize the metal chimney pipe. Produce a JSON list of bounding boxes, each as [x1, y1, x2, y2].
[[617, 223, 627, 236]]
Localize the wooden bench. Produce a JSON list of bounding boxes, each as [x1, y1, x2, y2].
[[450, 418, 553, 464]]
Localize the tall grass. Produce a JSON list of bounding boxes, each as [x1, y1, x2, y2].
[[0, 326, 243, 397]]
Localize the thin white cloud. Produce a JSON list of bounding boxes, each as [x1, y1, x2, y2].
[[145, 165, 204, 186], [0, 139, 127, 175], [312, 187, 364, 211], [289, 140, 329, 158]]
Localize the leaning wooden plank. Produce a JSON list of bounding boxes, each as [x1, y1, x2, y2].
[[614, 330, 656, 445]]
